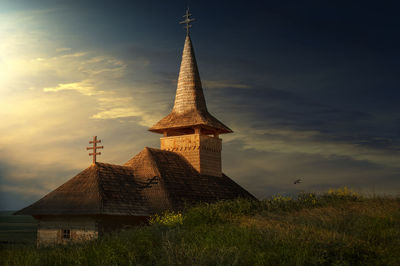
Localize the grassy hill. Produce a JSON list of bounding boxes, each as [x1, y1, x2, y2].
[[1, 188, 399, 265], [0, 211, 36, 245]]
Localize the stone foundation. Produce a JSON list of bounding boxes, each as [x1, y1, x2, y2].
[[35, 215, 148, 246], [36, 216, 98, 246]]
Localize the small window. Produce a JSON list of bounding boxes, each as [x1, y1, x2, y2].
[[63, 229, 70, 239]]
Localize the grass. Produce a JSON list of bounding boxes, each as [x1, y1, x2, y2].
[[1, 189, 399, 265], [0, 211, 36, 245]]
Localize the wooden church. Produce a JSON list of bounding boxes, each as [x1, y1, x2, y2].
[[16, 11, 256, 246]]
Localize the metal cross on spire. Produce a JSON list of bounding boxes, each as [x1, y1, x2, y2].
[[86, 136, 103, 165], [180, 8, 195, 35]]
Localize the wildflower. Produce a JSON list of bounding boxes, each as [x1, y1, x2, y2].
[[149, 211, 183, 226], [327, 186, 360, 199]]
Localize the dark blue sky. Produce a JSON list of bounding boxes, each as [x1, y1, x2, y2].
[[0, 0, 399, 209]]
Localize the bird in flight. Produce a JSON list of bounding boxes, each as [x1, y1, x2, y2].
[[294, 178, 303, 184]]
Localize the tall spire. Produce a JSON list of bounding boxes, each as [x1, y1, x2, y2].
[[149, 9, 232, 135], [174, 8, 207, 114], [172, 34, 207, 114]]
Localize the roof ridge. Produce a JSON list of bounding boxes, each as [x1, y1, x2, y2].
[[143, 147, 162, 178], [95, 161, 130, 168], [93, 163, 104, 213]]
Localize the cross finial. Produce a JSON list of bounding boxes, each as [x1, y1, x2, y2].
[[86, 136, 103, 165], [179, 8, 195, 35]]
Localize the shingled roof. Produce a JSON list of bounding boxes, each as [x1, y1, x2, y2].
[[15, 163, 151, 216], [16, 147, 255, 216], [124, 147, 256, 211], [149, 35, 232, 134]]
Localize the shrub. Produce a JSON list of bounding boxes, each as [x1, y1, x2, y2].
[[325, 186, 362, 201], [183, 198, 262, 226], [149, 211, 183, 226]]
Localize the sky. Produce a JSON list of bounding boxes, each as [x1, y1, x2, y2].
[[0, 0, 399, 210]]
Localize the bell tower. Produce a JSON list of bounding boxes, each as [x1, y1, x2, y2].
[[149, 9, 232, 177]]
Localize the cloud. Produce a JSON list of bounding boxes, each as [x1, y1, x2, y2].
[[92, 107, 142, 119], [223, 138, 400, 199], [0, 185, 47, 197], [90, 96, 161, 127], [44, 80, 98, 96], [203, 84, 400, 197], [203, 80, 250, 89], [230, 127, 400, 168], [205, 86, 399, 165], [0, 10, 158, 181], [56, 47, 72, 52]]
